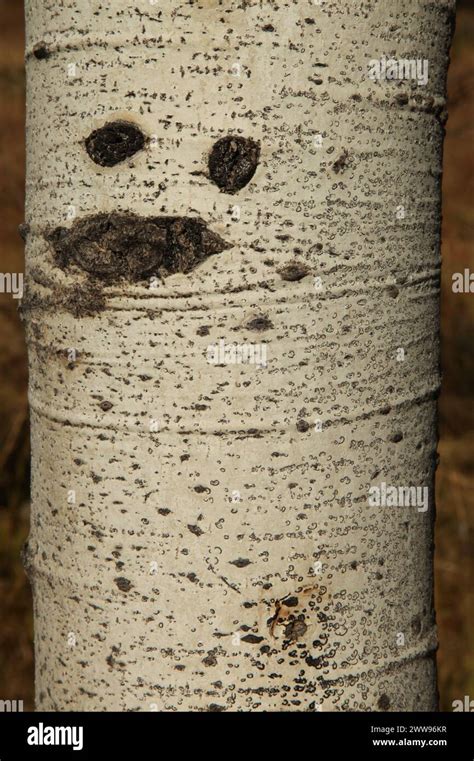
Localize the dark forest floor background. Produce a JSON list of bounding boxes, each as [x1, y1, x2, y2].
[[0, 0, 472, 711]]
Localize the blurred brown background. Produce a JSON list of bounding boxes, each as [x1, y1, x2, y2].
[[0, 0, 472, 711]]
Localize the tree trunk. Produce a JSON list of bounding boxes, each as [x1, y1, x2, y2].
[[23, 0, 454, 711]]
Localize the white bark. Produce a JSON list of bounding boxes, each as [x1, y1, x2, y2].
[[23, 0, 454, 711]]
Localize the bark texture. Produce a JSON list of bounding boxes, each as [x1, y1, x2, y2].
[[24, 0, 454, 711]]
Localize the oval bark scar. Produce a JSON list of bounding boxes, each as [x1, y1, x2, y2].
[[208, 135, 260, 193], [85, 121, 146, 167]]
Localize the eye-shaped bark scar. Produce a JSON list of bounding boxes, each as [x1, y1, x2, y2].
[[85, 121, 146, 167], [47, 212, 231, 283], [208, 136, 260, 193]]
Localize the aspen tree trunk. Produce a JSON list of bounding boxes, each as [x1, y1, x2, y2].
[[23, 0, 454, 711]]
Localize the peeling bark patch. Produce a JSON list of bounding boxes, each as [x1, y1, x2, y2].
[[85, 121, 146, 167], [33, 43, 50, 60], [48, 212, 231, 283], [208, 136, 260, 193], [278, 261, 310, 281]]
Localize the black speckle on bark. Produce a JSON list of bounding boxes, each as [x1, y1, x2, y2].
[[241, 634, 264, 644], [306, 654, 324, 668], [208, 135, 260, 193], [377, 694, 391, 711], [85, 121, 146, 167], [296, 419, 311, 433], [187, 524, 204, 537], [246, 315, 273, 332], [278, 261, 311, 281], [395, 93, 409, 106], [100, 401, 113, 412], [47, 212, 231, 283], [389, 432, 403, 443], [333, 149, 349, 174], [194, 484, 211, 493], [229, 558, 251, 568], [114, 577, 132, 592], [33, 43, 50, 60]]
